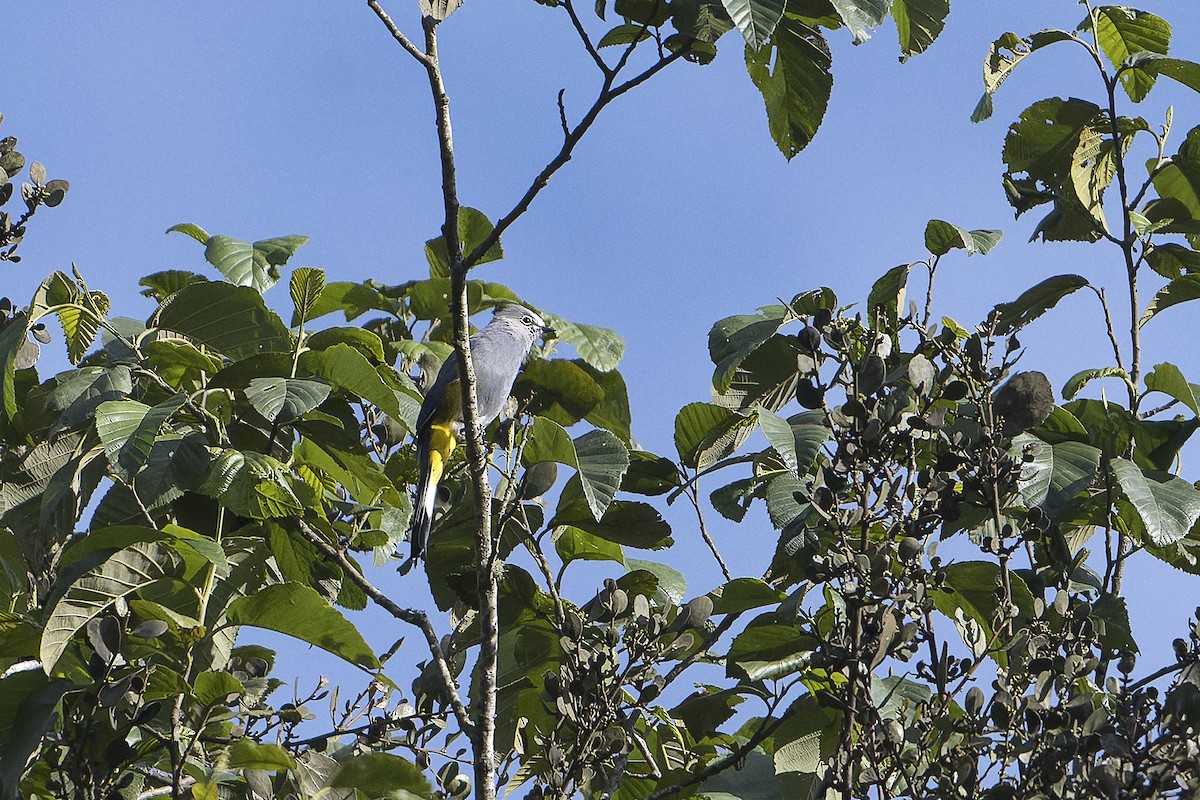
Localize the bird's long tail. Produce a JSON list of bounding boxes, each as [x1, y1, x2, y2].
[[410, 421, 455, 559]]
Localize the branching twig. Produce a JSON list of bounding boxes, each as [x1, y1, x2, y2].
[[293, 519, 476, 740]]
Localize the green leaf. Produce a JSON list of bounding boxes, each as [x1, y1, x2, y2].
[[424, 206, 504, 277], [550, 319, 625, 372], [166, 221, 211, 245], [990, 274, 1089, 335], [524, 417, 630, 521], [598, 23, 654, 48], [708, 577, 786, 615], [554, 525, 624, 566], [0, 672, 73, 797], [516, 358, 606, 428], [1093, 592, 1137, 653], [727, 622, 817, 680], [139, 270, 209, 302], [550, 495, 673, 550], [1132, 53, 1200, 94], [40, 541, 179, 673], [745, 16, 833, 160], [709, 305, 788, 393], [1061, 366, 1129, 400], [756, 408, 829, 477], [674, 402, 757, 470], [202, 234, 309, 293], [193, 670, 245, 707], [245, 377, 331, 424], [932, 561, 1036, 667], [972, 30, 1074, 122], [290, 266, 327, 326], [226, 583, 380, 669], [924, 219, 1003, 256], [301, 343, 418, 429], [1014, 434, 1101, 516], [1145, 362, 1200, 415], [624, 558, 686, 604], [1095, 7, 1170, 103], [155, 281, 292, 361], [227, 739, 296, 772], [199, 449, 307, 519], [330, 752, 431, 797], [0, 310, 30, 436], [1111, 457, 1200, 547], [828, 0, 888, 45], [867, 262, 910, 329], [721, 0, 783, 49], [95, 395, 187, 481], [891, 0, 949, 59], [1146, 243, 1200, 280], [1143, 274, 1200, 326]]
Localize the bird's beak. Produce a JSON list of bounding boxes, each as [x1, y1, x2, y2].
[[542, 325, 557, 340]]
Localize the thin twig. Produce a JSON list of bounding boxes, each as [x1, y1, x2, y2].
[[366, 0, 435, 66], [293, 518, 476, 740], [683, 479, 732, 581]]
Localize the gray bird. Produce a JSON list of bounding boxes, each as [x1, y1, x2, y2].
[[410, 304, 553, 559]]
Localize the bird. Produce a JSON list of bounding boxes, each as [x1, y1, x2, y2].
[[409, 303, 554, 560]]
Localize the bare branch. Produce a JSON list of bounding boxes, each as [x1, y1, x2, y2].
[[367, 0, 435, 67]]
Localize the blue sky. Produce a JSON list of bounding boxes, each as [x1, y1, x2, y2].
[[6, 3, 1200, 691]]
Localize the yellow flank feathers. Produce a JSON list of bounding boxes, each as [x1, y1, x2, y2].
[[427, 419, 455, 490]]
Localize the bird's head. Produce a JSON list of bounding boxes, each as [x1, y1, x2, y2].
[[493, 303, 555, 343]]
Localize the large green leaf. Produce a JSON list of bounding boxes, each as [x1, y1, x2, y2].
[[524, 417, 630, 521], [516, 358, 606, 428], [550, 495, 673, 550], [0, 672, 73, 798], [1014, 434, 1101, 516], [707, 577, 786, 614], [1145, 362, 1200, 415], [198, 449, 309, 519], [549, 318, 625, 372], [674, 402, 757, 470], [709, 305, 788, 393], [155, 281, 292, 361], [329, 752, 431, 797], [202, 233, 309, 293], [1143, 275, 1200, 326], [424, 206, 504, 277], [554, 525, 624, 566], [225, 583, 379, 670], [990, 274, 1089, 335], [0, 310, 30, 438], [726, 621, 817, 680], [1131, 53, 1200, 95], [932, 561, 1036, 666], [245, 377, 331, 424], [891, 0, 949, 59], [1111, 457, 1200, 547], [924, 219, 1003, 257], [95, 395, 186, 481], [301, 343, 418, 430], [720, 0, 783, 50], [1095, 6, 1170, 102], [756, 407, 829, 478], [40, 540, 180, 673], [745, 16, 833, 160]]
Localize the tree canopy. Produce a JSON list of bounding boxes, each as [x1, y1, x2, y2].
[[4, 2, 1200, 799]]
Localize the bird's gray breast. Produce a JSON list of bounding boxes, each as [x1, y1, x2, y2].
[[469, 327, 530, 424]]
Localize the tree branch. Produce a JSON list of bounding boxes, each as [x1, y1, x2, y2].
[[366, 0, 434, 66], [293, 519, 475, 740]]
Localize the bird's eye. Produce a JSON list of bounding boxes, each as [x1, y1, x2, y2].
[[522, 315, 533, 325]]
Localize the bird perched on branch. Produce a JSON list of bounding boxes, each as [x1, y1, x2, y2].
[[409, 304, 554, 560]]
